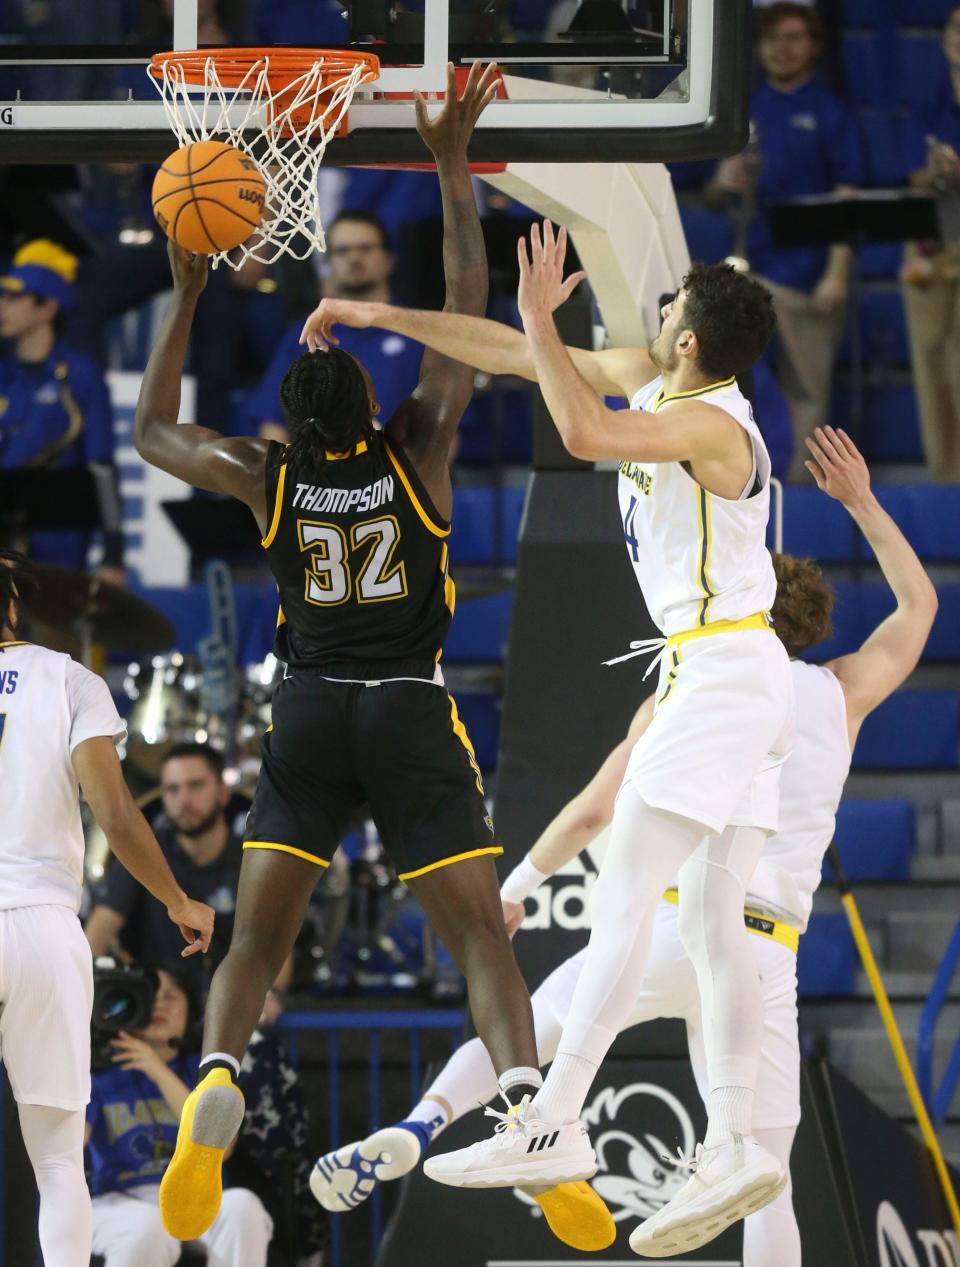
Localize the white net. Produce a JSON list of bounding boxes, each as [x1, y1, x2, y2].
[[150, 51, 379, 268]]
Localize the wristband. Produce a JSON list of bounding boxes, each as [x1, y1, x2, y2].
[[500, 854, 551, 905]]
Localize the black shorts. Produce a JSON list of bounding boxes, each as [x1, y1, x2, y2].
[[243, 661, 501, 881]]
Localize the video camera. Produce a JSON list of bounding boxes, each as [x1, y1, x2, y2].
[[91, 960, 158, 1068]]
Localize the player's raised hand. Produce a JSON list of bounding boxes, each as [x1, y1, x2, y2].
[[167, 896, 215, 956], [804, 426, 871, 509], [168, 240, 208, 298], [299, 297, 379, 354], [517, 221, 587, 322], [415, 60, 499, 158]]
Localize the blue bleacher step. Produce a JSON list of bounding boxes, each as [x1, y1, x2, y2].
[[443, 590, 513, 664], [798, 913, 857, 997], [824, 799, 916, 881], [853, 690, 960, 770], [779, 485, 960, 564]]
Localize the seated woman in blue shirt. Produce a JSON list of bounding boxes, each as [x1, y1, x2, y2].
[[85, 967, 273, 1267]]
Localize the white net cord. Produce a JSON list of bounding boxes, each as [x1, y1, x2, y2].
[[152, 54, 371, 267]]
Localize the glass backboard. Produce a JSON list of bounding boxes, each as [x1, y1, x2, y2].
[[0, 0, 750, 165]]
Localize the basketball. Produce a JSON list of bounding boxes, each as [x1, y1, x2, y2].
[[151, 140, 266, 254]]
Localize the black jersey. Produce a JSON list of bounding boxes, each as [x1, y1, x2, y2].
[[261, 435, 455, 668]]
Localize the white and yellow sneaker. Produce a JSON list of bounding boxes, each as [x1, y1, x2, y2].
[[628, 1133, 786, 1258]]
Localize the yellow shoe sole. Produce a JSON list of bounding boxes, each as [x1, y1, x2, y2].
[[159, 1068, 245, 1240], [533, 1181, 616, 1251]]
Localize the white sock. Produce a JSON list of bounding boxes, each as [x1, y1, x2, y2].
[[498, 1065, 543, 1103], [531, 1053, 597, 1126], [200, 1051, 241, 1078], [704, 1086, 754, 1148], [404, 1098, 450, 1140]]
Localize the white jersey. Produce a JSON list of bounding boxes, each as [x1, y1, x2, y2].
[[0, 642, 125, 913], [618, 376, 777, 636], [748, 660, 851, 931]]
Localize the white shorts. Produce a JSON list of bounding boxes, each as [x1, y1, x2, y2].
[[537, 900, 801, 1130], [0, 904, 93, 1111], [624, 629, 795, 835]]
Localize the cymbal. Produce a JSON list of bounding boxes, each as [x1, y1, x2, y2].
[[25, 565, 176, 653]]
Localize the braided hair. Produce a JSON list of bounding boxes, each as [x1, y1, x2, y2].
[[0, 548, 38, 640], [280, 349, 377, 478]]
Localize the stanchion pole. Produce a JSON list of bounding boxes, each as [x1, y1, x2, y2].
[[828, 843, 960, 1235]]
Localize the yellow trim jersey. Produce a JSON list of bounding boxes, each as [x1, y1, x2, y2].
[[261, 436, 455, 667], [619, 375, 777, 637]]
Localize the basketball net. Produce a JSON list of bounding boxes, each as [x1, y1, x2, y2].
[[150, 50, 380, 268]]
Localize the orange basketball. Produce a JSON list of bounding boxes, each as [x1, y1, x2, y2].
[[151, 140, 266, 254]]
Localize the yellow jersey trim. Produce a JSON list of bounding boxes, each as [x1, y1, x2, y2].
[[653, 375, 736, 411], [662, 887, 799, 954], [696, 484, 715, 627], [261, 463, 287, 548], [449, 692, 485, 794], [384, 443, 450, 539], [243, 841, 330, 868], [398, 846, 504, 882], [325, 440, 369, 461], [666, 610, 773, 650]]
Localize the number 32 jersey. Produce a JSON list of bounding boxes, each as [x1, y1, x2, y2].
[[261, 436, 455, 668]]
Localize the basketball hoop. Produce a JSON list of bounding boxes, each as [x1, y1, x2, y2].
[[149, 48, 381, 267]]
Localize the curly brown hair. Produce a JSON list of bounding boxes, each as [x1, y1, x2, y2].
[[771, 552, 835, 658]]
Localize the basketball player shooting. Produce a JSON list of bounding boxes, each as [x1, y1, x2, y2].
[[302, 231, 796, 1252], [131, 62, 551, 1245], [310, 432, 938, 1267]]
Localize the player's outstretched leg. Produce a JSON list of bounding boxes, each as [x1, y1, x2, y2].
[[629, 827, 785, 1257], [160, 849, 319, 1240]]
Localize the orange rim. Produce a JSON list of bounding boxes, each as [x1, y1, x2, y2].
[[149, 47, 381, 91]]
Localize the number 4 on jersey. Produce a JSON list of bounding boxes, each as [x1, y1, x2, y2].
[[624, 495, 640, 562]]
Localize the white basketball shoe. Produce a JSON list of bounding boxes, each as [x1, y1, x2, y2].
[[310, 1124, 426, 1212], [423, 1096, 597, 1190], [628, 1133, 787, 1258]]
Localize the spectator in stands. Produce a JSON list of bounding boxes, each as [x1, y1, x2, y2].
[[250, 210, 424, 440], [85, 743, 243, 996], [901, 4, 960, 483], [86, 965, 273, 1266], [0, 239, 124, 579], [705, 3, 864, 480]]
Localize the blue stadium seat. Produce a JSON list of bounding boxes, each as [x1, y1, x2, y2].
[[457, 389, 534, 465], [798, 914, 857, 997], [452, 691, 501, 772], [857, 287, 910, 368], [800, 579, 860, 661], [443, 590, 514, 663], [853, 690, 960, 769], [858, 241, 905, 280], [777, 487, 856, 561], [841, 0, 882, 22], [450, 487, 495, 564], [926, 585, 960, 660], [897, 32, 949, 110], [826, 799, 916, 881], [859, 111, 910, 187], [894, 0, 958, 20], [874, 487, 960, 561], [835, 382, 922, 463], [678, 205, 732, 265], [842, 32, 885, 107]]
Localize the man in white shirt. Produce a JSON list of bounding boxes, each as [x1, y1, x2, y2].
[[0, 549, 215, 1267]]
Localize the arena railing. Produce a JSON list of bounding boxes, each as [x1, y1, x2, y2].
[[277, 1008, 465, 1267]]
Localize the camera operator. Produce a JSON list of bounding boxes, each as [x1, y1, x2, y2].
[[86, 965, 273, 1267]]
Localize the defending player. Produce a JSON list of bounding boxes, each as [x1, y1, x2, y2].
[[309, 429, 937, 1265], [0, 550, 214, 1267], [302, 228, 795, 1241], [132, 64, 548, 1244]]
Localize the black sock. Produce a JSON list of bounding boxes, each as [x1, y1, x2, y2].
[[197, 1057, 240, 1086], [506, 1083, 541, 1105]]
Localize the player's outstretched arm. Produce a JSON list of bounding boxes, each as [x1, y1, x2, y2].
[[300, 298, 654, 401], [806, 427, 938, 738], [501, 696, 654, 933], [134, 243, 269, 529], [72, 736, 215, 956]]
